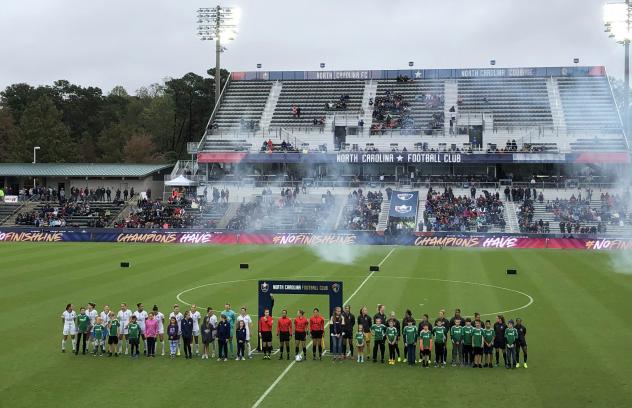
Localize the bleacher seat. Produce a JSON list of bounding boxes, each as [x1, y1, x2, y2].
[[270, 81, 364, 126]]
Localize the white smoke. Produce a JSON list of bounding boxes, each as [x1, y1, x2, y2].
[[309, 243, 371, 265]]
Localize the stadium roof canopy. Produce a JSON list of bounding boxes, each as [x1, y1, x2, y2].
[[0, 163, 172, 178]]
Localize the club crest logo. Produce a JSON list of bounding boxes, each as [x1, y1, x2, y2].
[[396, 193, 414, 200], [331, 283, 340, 293], [260, 282, 269, 293], [395, 205, 412, 214]]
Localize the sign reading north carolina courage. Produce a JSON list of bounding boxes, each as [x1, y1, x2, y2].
[[336, 152, 462, 164]]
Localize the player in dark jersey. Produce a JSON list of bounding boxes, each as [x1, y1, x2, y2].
[[341, 305, 355, 359], [493, 314, 507, 367], [514, 318, 528, 368]]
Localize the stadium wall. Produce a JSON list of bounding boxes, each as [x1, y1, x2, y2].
[[0, 228, 631, 250]]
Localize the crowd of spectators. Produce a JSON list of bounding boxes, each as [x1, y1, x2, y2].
[[370, 91, 412, 134], [260, 139, 299, 153], [228, 188, 335, 231], [421, 187, 505, 232], [340, 189, 383, 231], [15, 200, 115, 228], [117, 195, 200, 229], [325, 94, 350, 110]]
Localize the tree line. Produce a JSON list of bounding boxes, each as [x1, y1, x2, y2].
[[0, 69, 228, 164]]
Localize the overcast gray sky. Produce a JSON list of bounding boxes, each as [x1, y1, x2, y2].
[[0, 0, 624, 93]]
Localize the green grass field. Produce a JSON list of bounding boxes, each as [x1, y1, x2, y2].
[[1, 243, 631, 408]]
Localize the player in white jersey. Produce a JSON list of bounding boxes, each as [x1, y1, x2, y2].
[[169, 304, 184, 356], [117, 303, 133, 354], [190, 304, 202, 355], [85, 302, 98, 349], [61, 304, 77, 352], [237, 307, 253, 359], [152, 305, 166, 355], [133, 303, 148, 354], [99, 305, 111, 354]]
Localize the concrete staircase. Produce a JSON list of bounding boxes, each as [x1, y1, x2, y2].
[[217, 202, 240, 229], [444, 79, 458, 136], [546, 77, 569, 150], [503, 201, 520, 233], [376, 199, 390, 232], [260, 81, 283, 131], [359, 80, 377, 135]]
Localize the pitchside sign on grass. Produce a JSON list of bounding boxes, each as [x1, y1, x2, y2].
[[257, 280, 343, 350]]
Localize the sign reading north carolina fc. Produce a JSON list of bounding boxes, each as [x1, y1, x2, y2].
[[336, 152, 462, 164]]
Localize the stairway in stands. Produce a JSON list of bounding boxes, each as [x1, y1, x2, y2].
[[259, 81, 282, 131], [376, 199, 390, 232]]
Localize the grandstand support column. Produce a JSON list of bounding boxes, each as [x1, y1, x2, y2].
[[215, 32, 221, 107], [625, 37, 629, 136]]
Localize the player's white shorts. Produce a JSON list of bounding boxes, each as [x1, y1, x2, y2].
[[192, 330, 200, 337], [63, 324, 77, 336], [120, 325, 129, 335], [158, 326, 164, 335]]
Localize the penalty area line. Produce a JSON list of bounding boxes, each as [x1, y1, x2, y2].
[[250, 248, 396, 408]]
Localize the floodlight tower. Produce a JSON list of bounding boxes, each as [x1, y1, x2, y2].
[[197, 6, 240, 107], [604, 0, 631, 134]]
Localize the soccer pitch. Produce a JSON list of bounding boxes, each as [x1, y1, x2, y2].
[[0, 243, 631, 408]]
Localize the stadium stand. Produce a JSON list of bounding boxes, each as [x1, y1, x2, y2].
[[371, 79, 445, 134], [338, 189, 383, 231], [270, 80, 364, 127], [210, 80, 273, 132], [457, 77, 553, 128], [227, 189, 337, 231]]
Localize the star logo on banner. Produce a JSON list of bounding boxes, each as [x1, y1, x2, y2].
[[396, 155, 404, 162], [415, 71, 422, 78]]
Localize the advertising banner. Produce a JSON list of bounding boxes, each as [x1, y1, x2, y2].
[[388, 191, 419, 219], [2, 229, 632, 251]]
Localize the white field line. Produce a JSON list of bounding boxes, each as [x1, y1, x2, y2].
[[250, 248, 396, 408]]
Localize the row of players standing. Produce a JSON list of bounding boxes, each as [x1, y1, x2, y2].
[[329, 305, 527, 368]]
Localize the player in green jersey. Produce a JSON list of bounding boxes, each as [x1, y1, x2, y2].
[[385, 320, 398, 365], [355, 324, 366, 363], [472, 320, 484, 368], [483, 320, 495, 368], [75, 307, 91, 355], [432, 320, 447, 367], [91, 317, 105, 356], [504, 320, 518, 369], [462, 318, 474, 366], [127, 316, 141, 358], [107, 312, 120, 357], [370, 318, 386, 363], [418, 324, 433, 368], [402, 321, 418, 365], [450, 318, 463, 367]]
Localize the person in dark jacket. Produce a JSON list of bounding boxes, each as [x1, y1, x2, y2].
[[418, 314, 433, 334], [236, 320, 248, 360], [373, 304, 386, 330], [341, 305, 355, 358], [180, 311, 193, 359], [217, 314, 231, 361], [357, 307, 372, 355]]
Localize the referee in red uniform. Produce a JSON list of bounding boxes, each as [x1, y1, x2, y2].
[[277, 309, 293, 360], [309, 308, 325, 360], [258, 309, 274, 360]]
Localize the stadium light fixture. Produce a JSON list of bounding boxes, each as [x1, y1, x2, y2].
[[197, 6, 240, 107], [603, 0, 631, 135], [490, 59, 496, 66], [408, 61, 414, 67], [574, 58, 580, 64], [320, 63, 326, 69], [256, 63, 262, 69]]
